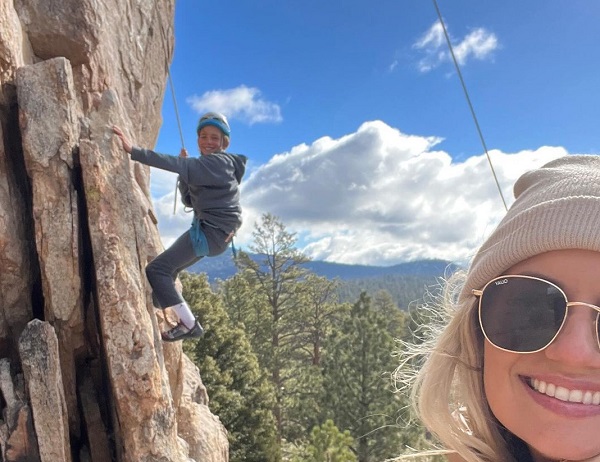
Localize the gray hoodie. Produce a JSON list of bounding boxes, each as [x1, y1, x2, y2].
[[130, 147, 247, 233]]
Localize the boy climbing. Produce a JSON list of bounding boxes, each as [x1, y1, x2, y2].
[[113, 112, 247, 341]]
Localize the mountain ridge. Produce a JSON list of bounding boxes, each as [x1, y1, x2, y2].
[[188, 251, 460, 282]]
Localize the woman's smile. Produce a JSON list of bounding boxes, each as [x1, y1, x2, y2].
[[528, 377, 600, 405]]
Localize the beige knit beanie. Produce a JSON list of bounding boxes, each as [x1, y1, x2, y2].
[[460, 154, 600, 302]]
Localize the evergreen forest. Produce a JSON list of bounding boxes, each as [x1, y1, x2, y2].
[[181, 213, 447, 462]]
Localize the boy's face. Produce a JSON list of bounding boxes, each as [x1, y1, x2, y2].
[[197, 125, 225, 155]]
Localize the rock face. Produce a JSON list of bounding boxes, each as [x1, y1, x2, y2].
[[0, 1, 228, 461]]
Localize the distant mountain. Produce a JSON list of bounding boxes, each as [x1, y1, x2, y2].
[[188, 251, 459, 283], [304, 259, 459, 280]]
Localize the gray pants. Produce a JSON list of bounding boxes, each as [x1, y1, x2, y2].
[[146, 223, 229, 308]]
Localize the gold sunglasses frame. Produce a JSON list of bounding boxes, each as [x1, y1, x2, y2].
[[472, 274, 600, 354]]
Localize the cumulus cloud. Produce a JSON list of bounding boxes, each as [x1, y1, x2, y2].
[[237, 121, 566, 265], [413, 21, 498, 72], [187, 85, 282, 124], [149, 121, 569, 266]]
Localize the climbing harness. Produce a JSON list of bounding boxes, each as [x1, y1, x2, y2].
[[432, 0, 508, 212], [225, 231, 238, 259], [203, 220, 239, 259]]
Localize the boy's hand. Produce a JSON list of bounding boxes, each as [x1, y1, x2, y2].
[[112, 125, 133, 153], [179, 148, 188, 158]]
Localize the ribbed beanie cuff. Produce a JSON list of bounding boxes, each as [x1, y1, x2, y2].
[[460, 155, 600, 302]]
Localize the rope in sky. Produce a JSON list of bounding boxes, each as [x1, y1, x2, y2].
[[432, 0, 509, 212], [166, 68, 185, 215], [151, 0, 186, 215]]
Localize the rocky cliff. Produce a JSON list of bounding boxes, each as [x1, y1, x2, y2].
[[0, 1, 228, 461]]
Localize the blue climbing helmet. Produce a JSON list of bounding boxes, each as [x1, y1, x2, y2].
[[197, 112, 231, 137]]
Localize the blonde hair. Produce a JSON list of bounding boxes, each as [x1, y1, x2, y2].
[[221, 135, 230, 150], [394, 271, 518, 462]]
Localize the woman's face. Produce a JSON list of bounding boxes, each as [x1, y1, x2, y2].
[[197, 125, 225, 155], [483, 249, 600, 462]]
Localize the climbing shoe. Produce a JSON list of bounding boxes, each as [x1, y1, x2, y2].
[[161, 320, 204, 342]]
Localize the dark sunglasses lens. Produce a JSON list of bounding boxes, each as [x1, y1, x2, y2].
[[201, 115, 223, 123], [479, 277, 567, 352]]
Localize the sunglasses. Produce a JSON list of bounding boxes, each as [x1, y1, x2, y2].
[[200, 113, 226, 123], [472, 275, 600, 353]]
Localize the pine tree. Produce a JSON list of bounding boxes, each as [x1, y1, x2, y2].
[[220, 270, 273, 368], [220, 214, 424, 455], [372, 289, 407, 338], [299, 420, 358, 462], [296, 274, 343, 367], [180, 272, 280, 462], [322, 292, 406, 462], [232, 213, 310, 442], [284, 275, 348, 438]]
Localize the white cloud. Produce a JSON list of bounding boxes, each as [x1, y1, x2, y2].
[[454, 28, 498, 65], [413, 21, 498, 72], [187, 85, 282, 125], [148, 121, 569, 266], [236, 121, 567, 265]]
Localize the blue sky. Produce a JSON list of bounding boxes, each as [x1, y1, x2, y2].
[[149, 0, 600, 266]]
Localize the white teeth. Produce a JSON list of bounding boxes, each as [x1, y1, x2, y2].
[[567, 389, 582, 403], [534, 378, 546, 393], [530, 379, 600, 405], [554, 386, 569, 401]]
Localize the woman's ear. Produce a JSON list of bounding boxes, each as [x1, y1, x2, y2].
[[222, 136, 230, 150]]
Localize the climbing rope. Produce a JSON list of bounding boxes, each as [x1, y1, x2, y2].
[[432, 0, 508, 211], [151, 1, 186, 214], [166, 67, 185, 214]]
